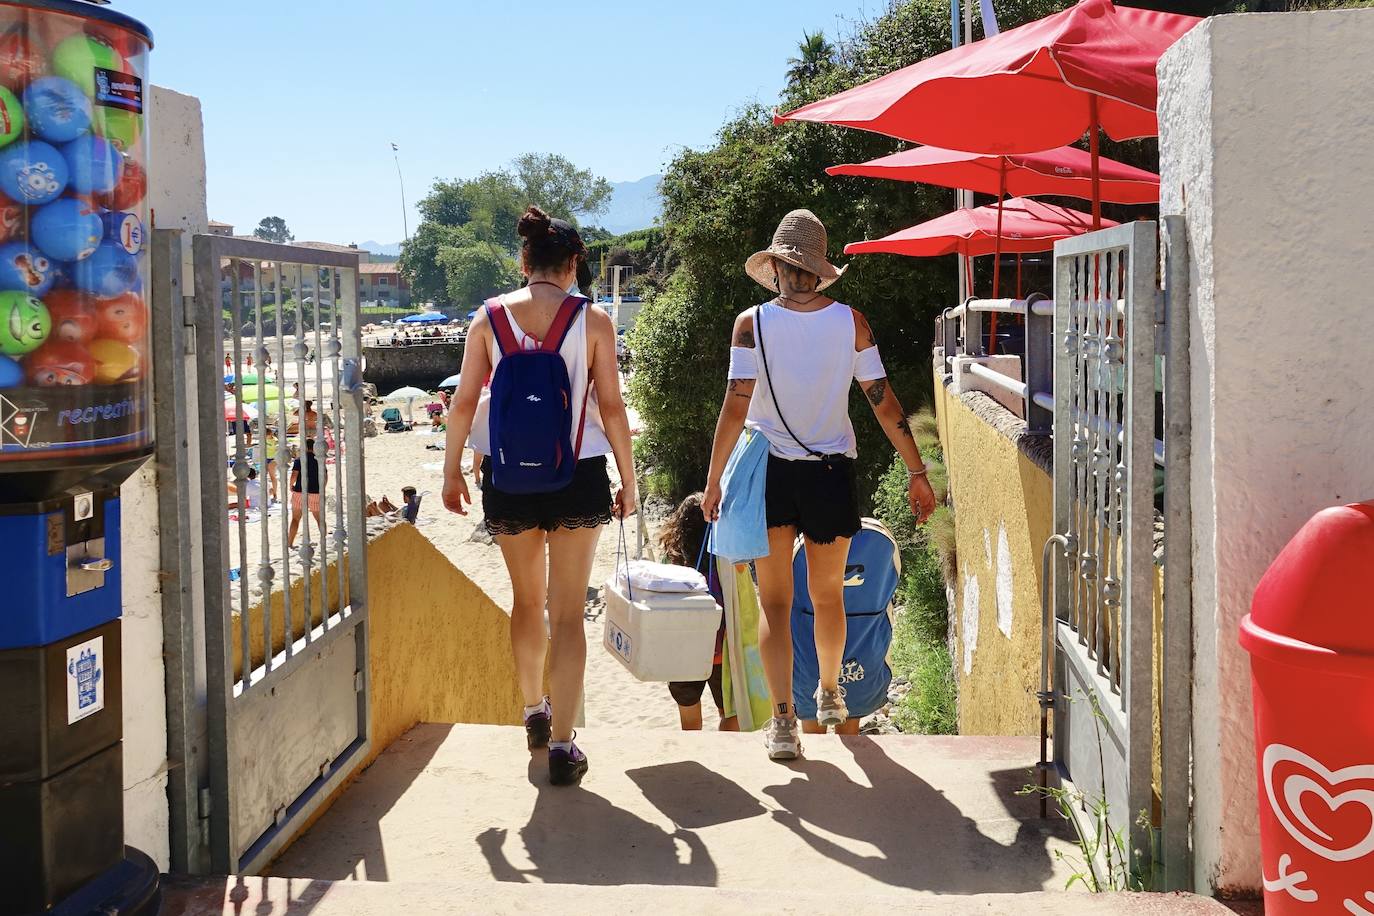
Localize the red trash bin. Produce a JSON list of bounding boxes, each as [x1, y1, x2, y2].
[[1240, 502, 1374, 915]]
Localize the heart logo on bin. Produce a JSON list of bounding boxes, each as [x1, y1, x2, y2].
[[1264, 744, 1374, 863]]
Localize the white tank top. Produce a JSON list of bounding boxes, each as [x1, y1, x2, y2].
[[467, 299, 612, 459], [745, 302, 870, 460]]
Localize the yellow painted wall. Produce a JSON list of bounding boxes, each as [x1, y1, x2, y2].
[[937, 384, 1053, 736]]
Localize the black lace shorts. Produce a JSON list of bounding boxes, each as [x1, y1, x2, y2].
[[481, 455, 614, 537], [765, 453, 861, 545]]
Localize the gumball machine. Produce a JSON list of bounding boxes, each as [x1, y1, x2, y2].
[[0, 2, 160, 914]]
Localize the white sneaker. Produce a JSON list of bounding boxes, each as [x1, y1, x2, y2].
[[765, 716, 802, 760], [814, 684, 849, 729]]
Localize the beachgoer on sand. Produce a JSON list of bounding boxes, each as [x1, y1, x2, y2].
[[659, 493, 739, 733], [288, 437, 325, 547], [441, 206, 636, 787], [701, 209, 936, 761]]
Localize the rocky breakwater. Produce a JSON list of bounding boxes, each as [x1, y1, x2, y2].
[[363, 340, 464, 391]]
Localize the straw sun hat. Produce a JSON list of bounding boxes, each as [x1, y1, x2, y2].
[[745, 209, 847, 293]]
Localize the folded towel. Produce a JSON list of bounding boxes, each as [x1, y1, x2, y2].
[[708, 428, 770, 562]]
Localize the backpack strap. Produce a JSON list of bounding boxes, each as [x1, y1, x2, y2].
[[484, 297, 520, 357], [541, 295, 587, 353]]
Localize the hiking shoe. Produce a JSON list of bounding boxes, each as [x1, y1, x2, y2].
[[815, 684, 849, 729], [548, 741, 589, 786], [765, 716, 802, 761], [524, 698, 551, 750]]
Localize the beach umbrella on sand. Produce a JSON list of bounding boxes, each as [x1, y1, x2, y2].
[[437, 374, 461, 389], [384, 385, 430, 424], [224, 397, 258, 423], [777, 0, 1200, 226], [827, 144, 1157, 297], [399, 311, 446, 325]]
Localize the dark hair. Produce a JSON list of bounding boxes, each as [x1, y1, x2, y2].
[[517, 205, 587, 274], [304, 399, 314, 411], [401, 486, 417, 500], [305, 437, 315, 452], [659, 492, 708, 569]]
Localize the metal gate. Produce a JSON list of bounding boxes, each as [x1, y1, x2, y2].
[[190, 235, 370, 874], [1046, 220, 1192, 889]]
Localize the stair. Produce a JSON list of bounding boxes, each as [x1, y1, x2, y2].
[[162, 724, 1231, 914]]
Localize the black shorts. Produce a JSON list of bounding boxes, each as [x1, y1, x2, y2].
[[765, 453, 861, 545], [669, 663, 724, 711], [481, 455, 613, 537]]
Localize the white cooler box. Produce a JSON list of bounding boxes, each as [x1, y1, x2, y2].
[[602, 573, 720, 682]]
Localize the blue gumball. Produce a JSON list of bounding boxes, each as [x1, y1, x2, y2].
[[0, 243, 56, 295], [61, 134, 123, 196], [0, 354, 21, 387], [71, 240, 138, 298], [23, 77, 92, 144], [0, 141, 69, 205], [101, 210, 143, 255], [31, 198, 103, 262]]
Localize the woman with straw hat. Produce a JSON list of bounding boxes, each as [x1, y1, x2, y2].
[[701, 209, 936, 760]]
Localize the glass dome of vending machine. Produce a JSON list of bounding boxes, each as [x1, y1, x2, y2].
[[0, 0, 153, 503]]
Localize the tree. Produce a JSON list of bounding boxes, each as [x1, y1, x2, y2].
[[512, 153, 613, 224], [786, 31, 836, 85], [437, 240, 521, 307], [398, 221, 468, 304], [253, 216, 294, 243]]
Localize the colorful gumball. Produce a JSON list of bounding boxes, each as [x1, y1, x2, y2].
[[95, 291, 146, 342], [61, 134, 124, 195], [0, 290, 50, 355], [0, 29, 47, 91], [69, 240, 137, 298], [100, 210, 142, 255], [89, 337, 139, 383], [0, 243, 56, 295], [0, 141, 70, 205], [93, 108, 141, 151], [23, 76, 92, 144], [96, 153, 145, 210], [0, 353, 21, 387], [27, 340, 95, 386], [31, 197, 102, 261], [0, 196, 24, 244], [0, 86, 23, 149], [44, 290, 98, 343], [53, 35, 124, 97]]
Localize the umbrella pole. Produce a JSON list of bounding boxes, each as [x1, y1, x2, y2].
[[989, 158, 1007, 355], [1089, 95, 1102, 230], [1017, 253, 1024, 299]]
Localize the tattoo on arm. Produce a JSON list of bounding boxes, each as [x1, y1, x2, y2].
[[865, 378, 888, 407], [727, 379, 751, 400], [896, 417, 914, 439], [734, 326, 755, 348]]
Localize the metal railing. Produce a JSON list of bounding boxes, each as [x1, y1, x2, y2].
[[938, 294, 1166, 465], [192, 234, 370, 874]]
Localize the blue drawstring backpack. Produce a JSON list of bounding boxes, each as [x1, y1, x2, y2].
[[791, 519, 901, 720], [484, 295, 591, 494]]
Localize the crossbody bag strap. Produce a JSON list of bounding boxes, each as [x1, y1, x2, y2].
[[756, 304, 826, 460]]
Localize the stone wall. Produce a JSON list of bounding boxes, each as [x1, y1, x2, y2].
[[363, 342, 464, 391]]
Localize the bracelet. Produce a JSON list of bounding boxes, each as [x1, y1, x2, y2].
[[907, 466, 928, 478]]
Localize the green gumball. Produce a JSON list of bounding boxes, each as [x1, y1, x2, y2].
[[0, 87, 23, 149], [53, 35, 124, 97], [94, 107, 142, 151], [0, 291, 51, 355]]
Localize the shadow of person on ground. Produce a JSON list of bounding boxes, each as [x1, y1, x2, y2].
[[763, 737, 1067, 893], [626, 760, 767, 830], [476, 757, 718, 886]]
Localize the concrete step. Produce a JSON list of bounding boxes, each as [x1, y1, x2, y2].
[[161, 874, 1232, 915]]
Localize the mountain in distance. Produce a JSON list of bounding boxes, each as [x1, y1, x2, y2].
[[360, 240, 403, 257], [594, 175, 663, 235]]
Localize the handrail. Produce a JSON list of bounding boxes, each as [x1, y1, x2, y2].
[[966, 360, 1027, 400]]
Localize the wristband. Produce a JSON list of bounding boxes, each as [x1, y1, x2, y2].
[[908, 466, 928, 478]]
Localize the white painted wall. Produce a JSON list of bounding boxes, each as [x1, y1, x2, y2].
[[1159, 9, 1374, 895], [120, 85, 208, 870]]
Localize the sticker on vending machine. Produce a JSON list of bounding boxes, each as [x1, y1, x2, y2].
[[66, 636, 104, 724]]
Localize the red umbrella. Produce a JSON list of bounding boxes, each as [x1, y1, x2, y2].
[[778, 0, 1199, 224], [845, 197, 1115, 260], [827, 144, 1157, 296]]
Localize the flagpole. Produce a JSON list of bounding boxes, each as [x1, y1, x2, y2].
[[391, 142, 410, 243]]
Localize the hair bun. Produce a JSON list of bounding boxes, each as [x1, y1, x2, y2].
[[517, 205, 552, 240]]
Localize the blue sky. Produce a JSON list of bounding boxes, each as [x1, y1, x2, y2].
[[120, 0, 883, 245]]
